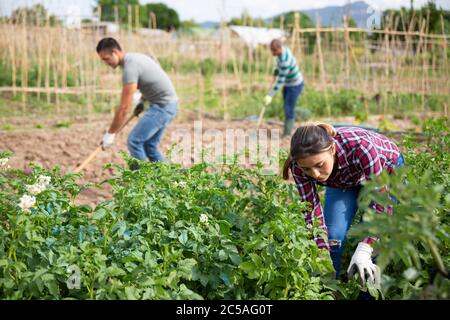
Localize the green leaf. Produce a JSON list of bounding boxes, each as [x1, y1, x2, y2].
[[178, 230, 188, 246], [219, 220, 232, 235], [93, 208, 107, 220], [125, 286, 139, 300]]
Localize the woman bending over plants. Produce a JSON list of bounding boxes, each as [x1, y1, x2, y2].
[[283, 123, 405, 286]]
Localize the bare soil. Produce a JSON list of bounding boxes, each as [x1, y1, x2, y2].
[[0, 111, 421, 206]]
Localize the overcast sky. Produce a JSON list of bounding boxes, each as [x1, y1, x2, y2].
[[1, 0, 449, 21]]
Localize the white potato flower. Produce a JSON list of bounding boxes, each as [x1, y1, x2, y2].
[[174, 181, 187, 188], [26, 184, 45, 195], [37, 175, 51, 187], [19, 194, 36, 212], [0, 158, 10, 169], [199, 214, 209, 224]]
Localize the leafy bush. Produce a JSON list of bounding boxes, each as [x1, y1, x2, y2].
[[348, 117, 450, 299], [0, 153, 334, 299]]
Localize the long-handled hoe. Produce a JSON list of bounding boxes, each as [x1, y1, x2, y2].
[[73, 104, 144, 173]]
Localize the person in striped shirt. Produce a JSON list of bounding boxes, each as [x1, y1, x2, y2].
[[264, 39, 304, 138], [282, 123, 405, 286]]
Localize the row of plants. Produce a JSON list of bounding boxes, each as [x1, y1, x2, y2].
[[0, 151, 335, 299], [0, 117, 448, 299]]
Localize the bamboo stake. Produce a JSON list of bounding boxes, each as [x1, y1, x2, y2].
[[21, 8, 28, 112], [295, 27, 447, 39], [441, 15, 449, 104], [62, 26, 67, 89], [422, 13, 430, 113], [417, 19, 426, 112], [54, 61, 60, 113], [441, 15, 448, 73], [150, 12, 157, 29], [7, 20, 17, 97], [135, 5, 139, 31], [114, 6, 119, 26], [128, 5, 132, 34], [290, 12, 300, 56], [77, 19, 85, 115], [343, 16, 350, 88], [199, 72, 204, 121], [231, 51, 243, 98], [45, 11, 51, 104], [36, 10, 43, 101], [315, 16, 330, 117]]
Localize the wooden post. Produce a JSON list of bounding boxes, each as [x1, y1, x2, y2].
[[128, 5, 132, 33], [441, 15, 448, 103], [422, 13, 430, 113], [231, 52, 243, 98], [7, 19, 17, 97], [417, 19, 426, 112], [21, 8, 28, 111], [290, 12, 300, 56], [135, 5, 139, 31], [53, 60, 59, 114], [36, 10, 43, 101], [62, 26, 67, 89], [315, 16, 330, 117], [343, 16, 350, 88], [197, 72, 204, 121], [114, 6, 119, 26], [221, 21, 229, 121], [45, 12, 51, 104], [150, 12, 157, 29], [441, 15, 448, 71], [382, 14, 393, 115], [77, 18, 85, 115]]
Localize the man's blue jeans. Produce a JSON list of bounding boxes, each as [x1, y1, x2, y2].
[[127, 101, 178, 163], [323, 154, 405, 278], [282, 82, 304, 120]]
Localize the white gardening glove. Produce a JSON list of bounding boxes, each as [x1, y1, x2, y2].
[[102, 132, 115, 149], [132, 92, 145, 116], [264, 95, 273, 106], [347, 242, 381, 287], [132, 91, 142, 107]]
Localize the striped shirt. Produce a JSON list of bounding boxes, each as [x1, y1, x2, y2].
[[290, 127, 401, 250], [268, 46, 303, 97]]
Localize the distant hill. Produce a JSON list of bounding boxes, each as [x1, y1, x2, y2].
[[199, 1, 374, 29], [301, 1, 371, 27], [199, 21, 220, 29]]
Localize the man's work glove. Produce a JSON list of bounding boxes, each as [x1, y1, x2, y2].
[[264, 95, 273, 106], [102, 132, 115, 149], [132, 92, 145, 116], [347, 242, 381, 287], [133, 102, 145, 117]]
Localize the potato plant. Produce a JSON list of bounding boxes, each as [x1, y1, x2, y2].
[[0, 152, 334, 299]]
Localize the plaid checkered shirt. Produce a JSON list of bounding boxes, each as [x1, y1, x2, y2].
[[291, 127, 401, 250]]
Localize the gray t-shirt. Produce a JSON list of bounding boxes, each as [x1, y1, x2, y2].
[[122, 53, 178, 105]]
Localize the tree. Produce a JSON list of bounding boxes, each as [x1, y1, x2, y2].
[[271, 12, 316, 52], [96, 1, 180, 31], [228, 10, 267, 27], [10, 4, 60, 26], [381, 1, 449, 35], [97, 0, 139, 24], [180, 19, 199, 29], [141, 3, 180, 31]]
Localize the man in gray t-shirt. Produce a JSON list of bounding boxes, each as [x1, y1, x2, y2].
[[96, 37, 178, 165]]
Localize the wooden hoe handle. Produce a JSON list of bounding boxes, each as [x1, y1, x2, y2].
[[73, 114, 137, 173]]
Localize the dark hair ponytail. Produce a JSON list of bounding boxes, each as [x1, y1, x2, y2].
[[282, 123, 336, 180]]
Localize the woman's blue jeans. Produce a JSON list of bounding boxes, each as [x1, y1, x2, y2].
[[324, 154, 405, 278], [127, 101, 178, 163]]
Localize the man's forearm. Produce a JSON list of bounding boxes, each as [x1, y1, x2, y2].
[[108, 105, 129, 133]]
